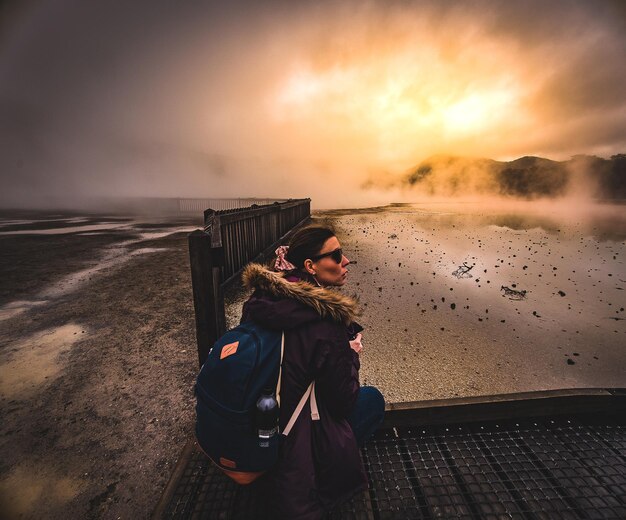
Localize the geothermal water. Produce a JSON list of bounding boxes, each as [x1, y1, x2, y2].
[[324, 202, 626, 402]]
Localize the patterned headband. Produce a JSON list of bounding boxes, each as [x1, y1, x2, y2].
[[274, 245, 296, 272]]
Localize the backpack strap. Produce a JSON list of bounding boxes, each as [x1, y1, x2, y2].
[[309, 381, 320, 421], [279, 332, 321, 437], [275, 331, 285, 407], [282, 381, 320, 436]]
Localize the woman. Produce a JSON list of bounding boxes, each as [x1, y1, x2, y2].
[[241, 224, 385, 519]]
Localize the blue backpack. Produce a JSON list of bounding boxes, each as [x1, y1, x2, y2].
[[196, 322, 319, 484], [195, 322, 282, 483]]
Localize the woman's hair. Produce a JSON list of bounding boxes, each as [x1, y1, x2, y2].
[[285, 224, 336, 269]]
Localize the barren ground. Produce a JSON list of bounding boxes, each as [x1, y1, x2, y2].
[[0, 212, 201, 519]]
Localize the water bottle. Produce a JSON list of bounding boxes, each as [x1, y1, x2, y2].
[[256, 387, 279, 448]]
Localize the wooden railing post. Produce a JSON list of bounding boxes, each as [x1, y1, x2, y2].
[[189, 216, 226, 367]]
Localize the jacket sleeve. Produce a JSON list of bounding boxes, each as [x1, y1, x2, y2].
[[346, 321, 364, 340], [314, 331, 361, 419]]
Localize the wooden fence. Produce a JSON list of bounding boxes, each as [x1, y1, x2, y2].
[[179, 198, 286, 213], [90, 197, 286, 215], [188, 199, 311, 366]]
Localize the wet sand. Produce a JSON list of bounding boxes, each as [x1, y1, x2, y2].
[[0, 204, 624, 518]]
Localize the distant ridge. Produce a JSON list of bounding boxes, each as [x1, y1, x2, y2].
[[404, 154, 626, 199]]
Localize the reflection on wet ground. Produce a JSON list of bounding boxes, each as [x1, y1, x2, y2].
[[0, 205, 622, 516], [0, 223, 132, 235], [0, 215, 198, 318], [0, 461, 84, 518], [320, 202, 626, 401], [0, 212, 202, 518], [36, 243, 172, 301], [2, 208, 624, 401], [0, 323, 87, 399], [383, 201, 626, 240]]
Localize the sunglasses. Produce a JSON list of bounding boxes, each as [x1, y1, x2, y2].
[[310, 248, 344, 264]]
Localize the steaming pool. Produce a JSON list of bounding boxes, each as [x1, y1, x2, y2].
[[310, 201, 626, 402]]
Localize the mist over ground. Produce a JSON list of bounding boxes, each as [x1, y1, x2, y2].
[[1, 1, 626, 210]]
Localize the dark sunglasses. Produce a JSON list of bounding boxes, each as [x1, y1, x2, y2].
[[310, 248, 344, 264]]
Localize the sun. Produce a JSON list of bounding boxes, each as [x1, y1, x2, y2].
[[442, 90, 516, 135]]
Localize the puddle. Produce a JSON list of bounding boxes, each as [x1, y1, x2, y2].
[[0, 462, 84, 518], [0, 219, 38, 227], [134, 228, 194, 240], [38, 247, 129, 299], [39, 243, 172, 299], [132, 247, 171, 254], [76, 228, 191, 238], [0, 223, 132, 235], [0, 323, 87, 399], [0, 217, 82, 227], [0, 215, 190, 326], [321, 204, 626, 401], [0, 300, 48, 322]]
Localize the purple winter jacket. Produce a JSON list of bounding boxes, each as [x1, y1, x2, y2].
[[240, 263, 367, 519]]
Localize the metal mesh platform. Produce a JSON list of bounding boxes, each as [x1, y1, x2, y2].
[[158, 413, 626, 519]]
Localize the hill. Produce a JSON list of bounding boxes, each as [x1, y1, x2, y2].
[[405, 154, 626, 199]]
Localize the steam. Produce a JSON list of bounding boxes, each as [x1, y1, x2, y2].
[[1, 0, 625, 209], [389, 154, 626, 206]]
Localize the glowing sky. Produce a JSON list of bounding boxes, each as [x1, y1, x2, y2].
[[1, 0, 625, 208]]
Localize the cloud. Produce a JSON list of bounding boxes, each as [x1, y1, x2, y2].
[[1, 0, 625, 209]]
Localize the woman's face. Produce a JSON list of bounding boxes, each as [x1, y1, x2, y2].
[[308, 236, 350, 287]]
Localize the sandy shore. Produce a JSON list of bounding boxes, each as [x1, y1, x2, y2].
[[0, 204, 624, 518]]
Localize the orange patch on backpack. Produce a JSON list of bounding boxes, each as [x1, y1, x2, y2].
[[220, 341, 239, 359], [219, 457, 237, 469]]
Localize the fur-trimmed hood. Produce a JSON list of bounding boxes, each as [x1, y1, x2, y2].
[[241, 263, 360, 326]]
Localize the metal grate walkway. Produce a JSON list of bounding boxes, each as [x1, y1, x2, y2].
[[159, 412, 626, 519]]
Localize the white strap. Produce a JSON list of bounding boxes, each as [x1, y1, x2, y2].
[[275, 332, 285, 407], [282, 381, 321, 436], [310, 381, 319, 421], [279, 331, 321, 437]]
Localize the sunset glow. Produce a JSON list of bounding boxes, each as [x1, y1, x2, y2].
[[275, 65, 521, 138], [268, 29, 536, 168], [1, 1, 625, 207]]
